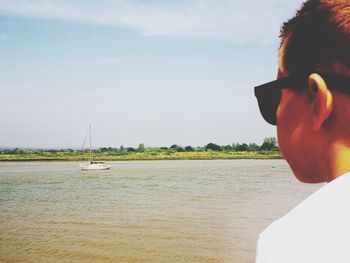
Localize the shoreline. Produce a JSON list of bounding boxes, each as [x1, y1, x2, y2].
[[0, 157, 284, 163], [0, 151, 282, 162]]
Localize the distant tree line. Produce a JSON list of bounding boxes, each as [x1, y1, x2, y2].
[[1, 137, 278, 154], [0, 148, 78, 155], [98, 137, 278, 153]]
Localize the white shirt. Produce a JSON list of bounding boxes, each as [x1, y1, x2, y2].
[[256, 172, 350, 263]]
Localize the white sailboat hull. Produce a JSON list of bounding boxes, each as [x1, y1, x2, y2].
[[80, 163, 111, 171], [80, 126, 111, 171]]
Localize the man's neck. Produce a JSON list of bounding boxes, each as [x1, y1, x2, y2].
[[328, 142, 350, 182]]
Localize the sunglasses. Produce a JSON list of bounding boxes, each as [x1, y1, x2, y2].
[[254, 72, 350, 125]]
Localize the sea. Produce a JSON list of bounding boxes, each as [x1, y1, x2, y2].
[[0, 160, 322, 263]]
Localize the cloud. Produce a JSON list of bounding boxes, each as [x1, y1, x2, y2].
[[0, 0, 304, 43], [100, 57, 123, 64], [0, 33, 10, 42]]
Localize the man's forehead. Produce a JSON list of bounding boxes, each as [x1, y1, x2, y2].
[[277, 38, 289, 79], [277, 60, 288, 80], [277, 68, 288, 79]]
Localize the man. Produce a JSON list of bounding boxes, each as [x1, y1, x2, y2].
[[254, 0, 350, 262]]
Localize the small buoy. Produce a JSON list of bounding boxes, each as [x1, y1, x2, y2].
[[272, 164, 277, 169]]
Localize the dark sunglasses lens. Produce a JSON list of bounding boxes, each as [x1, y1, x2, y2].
[[256, 89, 281, 125]]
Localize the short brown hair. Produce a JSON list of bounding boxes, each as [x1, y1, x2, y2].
[[280, 0, 350, 76]]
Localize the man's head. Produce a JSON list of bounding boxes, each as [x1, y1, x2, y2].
[[255, 0, 350, 183], [279, 0, 350, 77]]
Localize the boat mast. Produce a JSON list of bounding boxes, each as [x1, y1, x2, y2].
[[89, 125, 92, 163]]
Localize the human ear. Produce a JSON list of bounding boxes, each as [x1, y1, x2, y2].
[[308, 73, 334, 131]]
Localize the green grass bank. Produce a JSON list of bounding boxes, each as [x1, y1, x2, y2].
[[0, 150, 282, 161]]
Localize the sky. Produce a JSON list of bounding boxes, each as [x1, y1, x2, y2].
[[0, 0, 304, 149]]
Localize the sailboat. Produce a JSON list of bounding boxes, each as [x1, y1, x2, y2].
[[79, 125, 111, 171]]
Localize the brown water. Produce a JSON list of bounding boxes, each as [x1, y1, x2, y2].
[[0, 160, 321, 262]]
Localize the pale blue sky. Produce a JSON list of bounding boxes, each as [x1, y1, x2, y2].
[[0, 0, 304, 148]]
